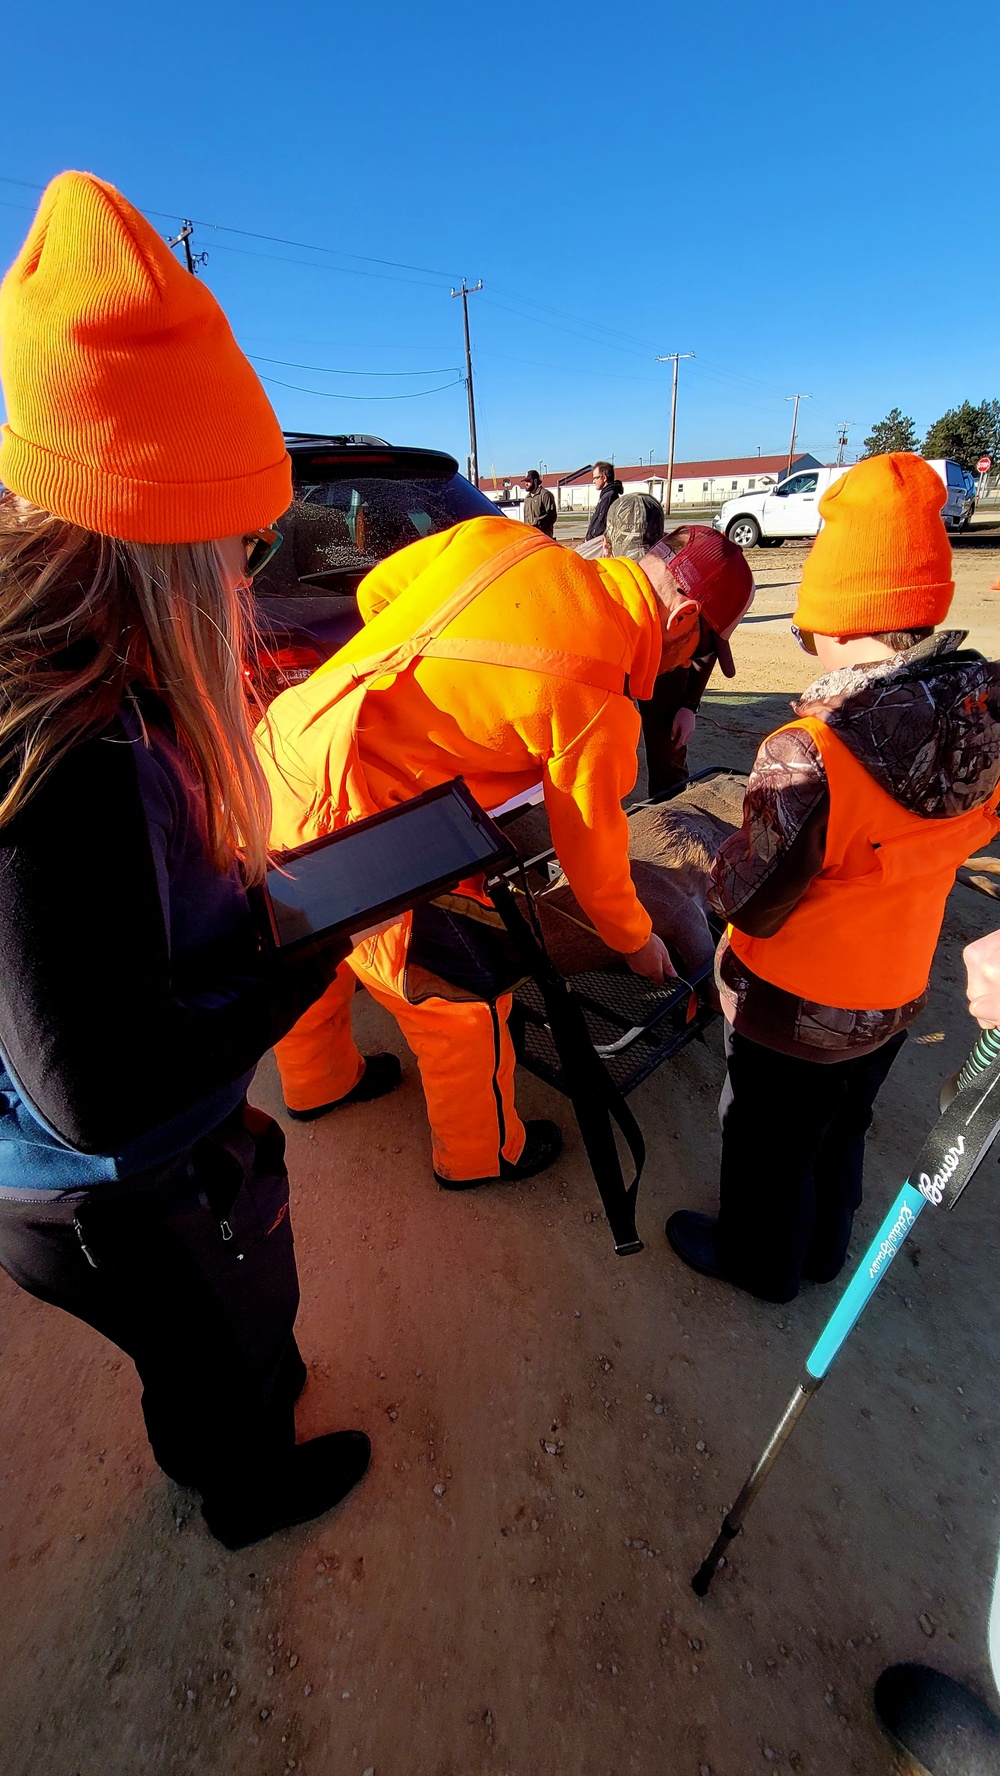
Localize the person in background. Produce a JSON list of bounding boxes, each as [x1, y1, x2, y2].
[[0, 173, 371, 1551], [585, 460, 623, 541], [603, 496, 751, 794], [522, 469, 557, 537], [666, 453, 1000, 1304], [871, 926, 1000, 1772]]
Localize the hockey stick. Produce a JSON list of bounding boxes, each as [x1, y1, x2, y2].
[[692, 1027, 1000, 1597]]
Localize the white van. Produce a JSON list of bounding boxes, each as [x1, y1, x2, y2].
[[716, 458, 972, 548]]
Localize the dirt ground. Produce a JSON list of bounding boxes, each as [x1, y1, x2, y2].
[[4, 523, 1000, 1776]]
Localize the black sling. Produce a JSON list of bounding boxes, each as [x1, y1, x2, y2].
[[487, 878, 645, 1256]]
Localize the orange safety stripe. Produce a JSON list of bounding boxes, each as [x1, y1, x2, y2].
[[419, 635, 626, 695]]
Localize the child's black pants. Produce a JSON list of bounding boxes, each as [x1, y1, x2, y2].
[[716, 1025, 907, 1300], [0, 1101, 304, 1509]]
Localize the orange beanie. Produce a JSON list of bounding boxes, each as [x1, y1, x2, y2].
[[0, 172, 291, 543], [793, 452, 953, 637]]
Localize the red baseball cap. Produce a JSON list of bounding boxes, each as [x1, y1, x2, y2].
[[648, 526, 754, 677]]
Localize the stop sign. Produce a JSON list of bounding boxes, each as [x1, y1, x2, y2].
[[977, 456, 992, 472]]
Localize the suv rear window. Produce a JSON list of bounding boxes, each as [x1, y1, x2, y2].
[[286, 474, 494, 580]]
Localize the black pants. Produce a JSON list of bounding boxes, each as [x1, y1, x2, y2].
[[0, 1103, 304, 1505], [716, 1026, 907, 1300], [637, 668, 690, 796]]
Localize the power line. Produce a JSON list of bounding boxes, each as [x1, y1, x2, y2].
[[166, 215, 460, 280], [257, 373, 465, 402], [0, 173, 845, 440], [0, 174, 462, 281], [487, 283, 658, 355], [474, 348, 650, 385], [248, 354, 461, 377], [203, 237, 454, 291], [478, 294, 652, 360]]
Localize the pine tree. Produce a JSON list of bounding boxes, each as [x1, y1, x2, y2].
[[923, 401, 1000, 473], [862, 409, 919, 456]]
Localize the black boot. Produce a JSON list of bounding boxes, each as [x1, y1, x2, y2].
[[153, 1344, 310, 1489], [435, 1119, 563, 1191], [665, 1210, 799, 1304], [873, 1663, 1000, 1774], [286, 1053, 402, 1121], [201, 1430, 372, 1550]]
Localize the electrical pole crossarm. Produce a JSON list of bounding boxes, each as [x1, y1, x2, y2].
[[166, 220, 208, 275]]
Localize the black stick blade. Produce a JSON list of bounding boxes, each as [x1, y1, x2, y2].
[[691, 1554, 723, 1596]]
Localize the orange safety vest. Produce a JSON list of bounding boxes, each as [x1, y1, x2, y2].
[[728, 715, 1000, 1010]]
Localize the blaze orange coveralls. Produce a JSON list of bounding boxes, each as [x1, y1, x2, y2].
[[258, 515, 692, 1181]]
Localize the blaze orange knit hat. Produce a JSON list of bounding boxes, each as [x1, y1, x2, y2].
[[0, 172, 291, 543], [793, 453, 953, 637]]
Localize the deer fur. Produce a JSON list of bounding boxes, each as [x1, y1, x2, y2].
[[504, 775, 748, 980]]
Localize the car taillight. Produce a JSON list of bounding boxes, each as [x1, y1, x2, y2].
[[266, 644, 322, 684], [248, 643, 323, 704]]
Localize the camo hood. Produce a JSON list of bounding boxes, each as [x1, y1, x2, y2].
[[793, 630, 1000, 818]]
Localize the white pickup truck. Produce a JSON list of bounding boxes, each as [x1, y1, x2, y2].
[[716, 459, 973, 549]]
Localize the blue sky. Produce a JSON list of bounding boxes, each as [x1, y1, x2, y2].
[[1, 0, 995, 479]]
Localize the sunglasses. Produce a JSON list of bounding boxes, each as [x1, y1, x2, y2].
[[243, 527, 283, 579], [791, 623, 817, 656]]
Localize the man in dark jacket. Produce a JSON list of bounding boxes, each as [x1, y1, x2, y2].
[[585, 461, 623, 541], [522, 470, 557, 537], [665, 453, 1000, 1304]]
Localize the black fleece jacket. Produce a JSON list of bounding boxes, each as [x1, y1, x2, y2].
[[0, 710, 337, 1164]]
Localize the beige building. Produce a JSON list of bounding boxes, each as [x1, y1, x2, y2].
[[480, 453, 821, 514]]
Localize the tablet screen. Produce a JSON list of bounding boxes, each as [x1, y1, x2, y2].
[[266, 784, 510, 947]]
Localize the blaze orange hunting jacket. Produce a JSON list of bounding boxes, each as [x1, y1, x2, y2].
[[261, 516, 689, 953]]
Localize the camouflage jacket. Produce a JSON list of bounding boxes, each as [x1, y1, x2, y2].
[[708, 632, 1000, 1060]]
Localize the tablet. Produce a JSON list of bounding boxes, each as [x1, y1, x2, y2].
[[261, 779, 515, 951]]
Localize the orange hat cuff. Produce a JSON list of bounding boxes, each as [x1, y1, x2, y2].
[[793, 578, 954, 638], [0, 429, 292, 545]]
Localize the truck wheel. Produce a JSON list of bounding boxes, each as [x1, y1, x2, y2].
[[727, 516, 761, 549], [757, 537, 784, 548]]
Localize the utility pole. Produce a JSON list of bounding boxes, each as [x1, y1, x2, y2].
[[836, 421, 855, 466], [166, 220, 208, 275], [656, 353, 695, 515], [785, 393, 812, 476], [451, 279, 483, 487]]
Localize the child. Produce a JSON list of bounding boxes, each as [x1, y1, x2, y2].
[[666, 452, 1000, 1303]]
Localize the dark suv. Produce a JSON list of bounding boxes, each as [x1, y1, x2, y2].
[[252, 433, 500, 700]]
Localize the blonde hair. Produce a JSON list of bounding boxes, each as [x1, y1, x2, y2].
[[0, 499, 272, 882]]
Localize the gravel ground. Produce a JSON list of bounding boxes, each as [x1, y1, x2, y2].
[[2, 522, 1000, 1776]]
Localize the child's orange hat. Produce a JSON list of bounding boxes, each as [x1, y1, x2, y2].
[[0, 172, 291, 543], [793, 453, 953, 638]]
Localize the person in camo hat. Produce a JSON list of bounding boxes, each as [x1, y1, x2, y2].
[[603, 496, 753, 795]]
